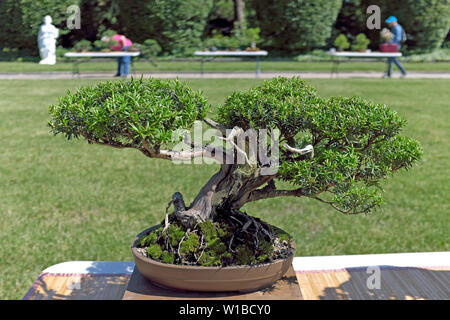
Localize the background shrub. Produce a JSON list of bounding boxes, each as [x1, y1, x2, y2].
[[117, 0, 214, 56], [0, 0, 80, 53], [247, 0, 342, 54], [332, 0, 450, 53]]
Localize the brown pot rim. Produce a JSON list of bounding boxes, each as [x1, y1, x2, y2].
[[131, 224, 296, 270]]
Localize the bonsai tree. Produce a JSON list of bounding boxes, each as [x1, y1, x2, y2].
[[352, 33, 370, 52], [48, 77, 422, 266], [334, 34, 350, 51], [244, 27, 261, 50], [94, 30, 119, 52], [380, 28, 394, 43], [73, 39, 93, 52], [139, 39, 162, 58]]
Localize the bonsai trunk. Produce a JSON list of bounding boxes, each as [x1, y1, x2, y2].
[[171, 164, 272, 229]]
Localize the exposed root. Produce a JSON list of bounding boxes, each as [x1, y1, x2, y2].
[[137, 208, 295, 267]]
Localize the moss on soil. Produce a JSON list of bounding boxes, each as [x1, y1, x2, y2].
[[136, 214, 294, 267]]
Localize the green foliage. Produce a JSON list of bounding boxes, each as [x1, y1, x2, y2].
[[405, 48, 450, 62], [93, 40, 109, 51], [49, 76, 422, 217], [386, 0, 450, 53], [179, 233, 200, 256], [48, 78, 209, 148], [334, 34, 350, 51], [138, 39, 162, 59], [101, 29, 117, 38], [208, 0, 235, 22], [137, 230, 159, 247], [73, 40, 93, 52], [198, 251, 223, 266], [218, 77, 422, 214], [168, 224, 185, 247], [245, 28, 261, 45], [333, 0, 450, 53], [328, 0, 367, 49], [278, 94, 421, 213], [161, 251, 175, 264], [274, 228, 292, 244], [217, 77, 320, 138], [236, 245, 257, 265], [256, 239, 273, 263], [351, 34, 370, 52], [146, 244, 163, 259], [0, 0, 80, 52], [248, 0, 342, 54], [203, 31, 240, 50], [93, 30, 119, 51], [117, 0, 214, 56], [199, 221, 217, 241], [55, 46, 70, 59]]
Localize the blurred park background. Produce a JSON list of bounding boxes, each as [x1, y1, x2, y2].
[[0, 0, 449, 299], [0, 0, 449, 70]]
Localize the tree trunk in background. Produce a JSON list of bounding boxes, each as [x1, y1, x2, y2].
[[234, 0, 245, 31]]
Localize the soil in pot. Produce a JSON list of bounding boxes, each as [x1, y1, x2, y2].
[[132, 210, 295, 292], [134, 210, 294, 267]]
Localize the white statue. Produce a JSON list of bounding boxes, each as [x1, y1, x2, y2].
[[37, 15, 59, 65]]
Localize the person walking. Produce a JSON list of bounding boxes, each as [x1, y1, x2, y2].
[[102, 33, 133, 77], [384, 16, 407, 78]]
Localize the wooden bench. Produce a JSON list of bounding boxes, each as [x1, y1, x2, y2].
[[23, 252, 449, 300]]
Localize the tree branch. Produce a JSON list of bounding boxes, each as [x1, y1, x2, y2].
[[311, 195, 364, 215], [203, 118, 227, 135], [283, 144, 314, 158], [246, 187, 305, 203], [141, 137, 228, 162]]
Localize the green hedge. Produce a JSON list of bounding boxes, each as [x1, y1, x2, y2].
[[1, 0, 448, 56], [386, 0, 450, 52], [0, 0, 79, 52], [118, 0, 213, 56], [332, 0, 450, 53], [248, 0, 342, 54]]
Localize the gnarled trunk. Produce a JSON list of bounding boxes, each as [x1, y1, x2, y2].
[[171, 164, 272, 229]]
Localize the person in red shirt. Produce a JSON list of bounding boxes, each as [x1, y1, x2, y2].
[[102, 33, 133, 77]]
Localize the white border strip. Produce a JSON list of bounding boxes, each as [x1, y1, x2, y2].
[[42, 261, 135, 274], [41, 252, 450, 275], [292, 252, 450, 272]]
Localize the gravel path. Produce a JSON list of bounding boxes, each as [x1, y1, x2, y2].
[[1, 71, 449, 79]]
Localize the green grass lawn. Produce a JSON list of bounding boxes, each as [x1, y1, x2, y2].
[[0, 78, 449, 299], [1, 60, 450, 73]]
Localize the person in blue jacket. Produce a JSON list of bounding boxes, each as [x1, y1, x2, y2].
[[384, 16, 407, 78]]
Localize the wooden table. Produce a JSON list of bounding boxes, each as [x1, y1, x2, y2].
[[23, 252, 450, 300], [194, 50, 268, 77], [327, 51, 402, 77], [64, 51, 141, 76]]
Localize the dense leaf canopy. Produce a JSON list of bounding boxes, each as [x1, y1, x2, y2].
[[49, 78, 209, 147], [217, 77, 422, 213], [49, 77, 422, 215]]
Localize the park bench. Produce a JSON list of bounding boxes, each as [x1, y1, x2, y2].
[[327, 50, 402, 77], [64, 51, 141, 77], [23, 252, 449, 300], [194, 50, 268, 77]]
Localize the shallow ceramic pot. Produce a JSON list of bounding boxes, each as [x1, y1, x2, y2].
[[131, 225, 295, 292]]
